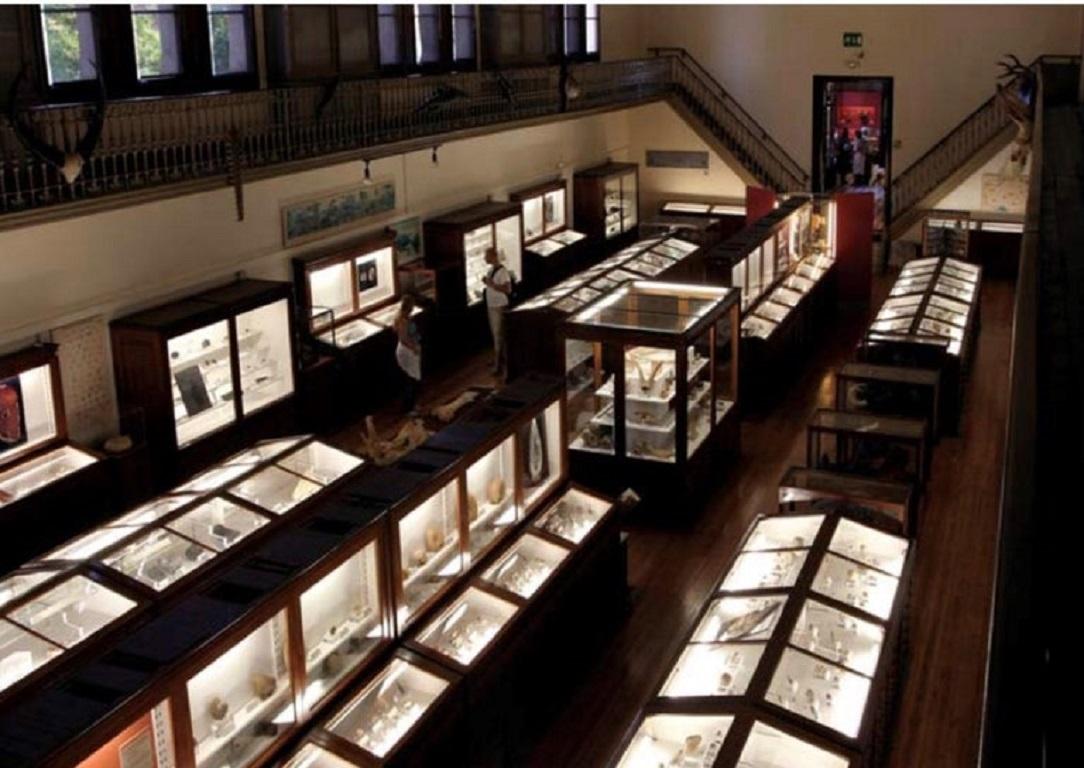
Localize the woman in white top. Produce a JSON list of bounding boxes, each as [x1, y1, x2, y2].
[[482, 247, 513, 377]]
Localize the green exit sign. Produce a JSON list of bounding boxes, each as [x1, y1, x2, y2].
[[843, 32, 863, 48]]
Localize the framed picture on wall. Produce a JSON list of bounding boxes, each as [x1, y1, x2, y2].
[[281, 181, 397, 247], [0, 376, 28, 455], [391, 216, 423, 266]]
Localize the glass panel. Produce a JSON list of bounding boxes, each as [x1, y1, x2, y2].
[[308, 261, 353, 329], [616, 714, 733, 768], [622, 172, 638, 230], [114, 493, 197, 527], [0, 363, 59, 468], [277, 441, 362, 486], [765, 647, 871, 738], [237, 299, 295, 416], [720, 550, 808, 592], [132, 5, 182, 79], [44, 524, 143, 563], [104, 528, 214, 591], [748, 246, 763, 303], [412, 4, 440, 65], [522, 195, 544, 242], [327, 658, 447, 758], [8, 575, 137, 649], [792, 598, 885, 677], [300, 543, 384, 708], [691, 595, 786, 643], [566, 340, 614, 456], [166, 497, 268, 552], [415, 586, 516, 666], [452, 5, 475, 61], [738, 720, 850, 768], [828, 518, 908, 577], [40, 5, 98, 85], [318, 316, 384, 348], [495, 215, 523, 281], [377, 5, 401, 66], [533, 486, 608, 545], [169, 320, 237, 448], [744, 515, 823, 552], [543, 188, 566, 234], [687, 336, 714, 455], [278, 745, 355, 768], [604, 177, 622, 238], [229, 465, 322, 516], [481, 532, 568, 599], [464, 223, 494, 307], [208, 5, 251, 75], [661, 641, 765, 697], [398, 481, 462, 624], [763, 235, 776, 286], [0, 572, 55, 611], [0, 619, 61, 693], [187, 612, 294, 768], [0, 445, 96, 508], [812, 552, 901, 620], [520, 401, 563, 511]]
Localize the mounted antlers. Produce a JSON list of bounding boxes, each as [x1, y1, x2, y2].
[[6, 63, 107, 185], [994, 54, 1036, 172]]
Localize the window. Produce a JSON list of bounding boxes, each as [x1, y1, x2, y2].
[[39, 4, 98, 85], [451, 5, 475, 64], [413, 4, 441, 66], [563, 4, 599, 60], [131, 4, 182, 79], [377, 4, 402, 67], [208, 4, 251, 75]]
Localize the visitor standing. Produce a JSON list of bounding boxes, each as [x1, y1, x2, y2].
[[482, 247, 513, 378], [394, 294, 422, 413]]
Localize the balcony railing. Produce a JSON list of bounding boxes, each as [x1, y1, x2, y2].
[[0, 58, 672, 225]]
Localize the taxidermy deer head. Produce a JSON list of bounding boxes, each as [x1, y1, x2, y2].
[[6, 63, 107, 185], [994, 54, 1037, 170]]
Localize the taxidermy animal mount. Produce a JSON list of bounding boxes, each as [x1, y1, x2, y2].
[[415, 83, 469, 115], [994, 54, 1036, 174], [7, 63, 107, 185]]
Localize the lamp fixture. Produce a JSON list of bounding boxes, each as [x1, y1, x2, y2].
[[431, 145, 440, 166], [363, 159, 373, 185]]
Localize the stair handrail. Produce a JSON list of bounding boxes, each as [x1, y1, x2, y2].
[[649, 45, 809, 189]]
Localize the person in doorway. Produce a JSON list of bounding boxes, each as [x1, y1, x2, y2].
[[482, 246, 513, 378], [836, 128, 853, 189], [852, 132, 868, 186], [394, 294, 422, 413]]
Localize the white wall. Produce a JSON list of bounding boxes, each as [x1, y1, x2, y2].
[[638, 5, 1082, 174], [932, 140, 1030, 212]]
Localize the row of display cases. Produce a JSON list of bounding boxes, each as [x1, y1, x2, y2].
[[0, 435, 365, 702], [607, 501, 913, 768], [920, 208, 1024, 278], [507, 234, 703, 378], [861, 256, 982, 434], [561, 281, 742, 508], [0, 376, 586, 768]]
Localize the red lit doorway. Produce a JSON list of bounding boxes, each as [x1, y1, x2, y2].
[[812, 75, 893, 236]]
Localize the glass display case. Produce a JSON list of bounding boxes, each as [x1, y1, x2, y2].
[[562, 281, 741, 503], [736, 720, 852, 768], [423, 200, 524, 311], [614, 713, 734, 768], [512, 178, 570, 245], [533, 485, 613, 545], [111, 279, 297, 484], [299, 542, 387, 709], [278, 743, 357, 768], [807, 409, 929, 487], [835, 362, 942, 440], [464, 435, 519, 561], [186, 611, 294, 768], [395, 478, 464, 626], [412, 585, 518, 668], [777, 465, 917, 538], [5, 574, 137, 650], [922, 209, 970, 261], [0, 344, 104, 568], [0, 618, 62, 693], [104, 527, 215, 591], [293, 231, 400, 350], [324, 655, 456, 761], [574, 162, 639, 243], [480, 531, 570, 600]]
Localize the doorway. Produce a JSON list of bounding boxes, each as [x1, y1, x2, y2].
[[812, 75, 894, 236]]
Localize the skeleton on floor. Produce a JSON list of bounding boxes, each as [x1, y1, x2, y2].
[[357, 390, 482, 465]]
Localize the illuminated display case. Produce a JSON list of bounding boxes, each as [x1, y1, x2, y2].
[[922, 208, 1024, 278], [424, 200, 524, 311], [511, 179, 588, 294], [111, 279, 298, 487], [293, 230, 402, 350], [561, 281, 741, 507], [921, 209, 970, 262], [861, 256, 981, 434], [0, 343, 107, 571], [659, 199, 747, 243], [507, 235, 702, 379], [574, 162, 639, 245], [835, 362, 942, 441], [608, 509, 910, 768]]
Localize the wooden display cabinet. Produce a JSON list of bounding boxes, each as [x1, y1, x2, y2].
[[806, 409, 930, 489], [660, 197, 748, 241], [111, 279, 299, 489], [0, 343, 110, 570], [836, 362, 942, 441], [561, 281, 742, 510], [573, 162, 639, 248], [777, 465, 918, 539], [510, 178, 588, 293]]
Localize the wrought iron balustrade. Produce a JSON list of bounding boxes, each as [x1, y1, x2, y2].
[[0, 58, 674, 224]]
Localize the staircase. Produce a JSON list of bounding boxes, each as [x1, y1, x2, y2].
[[889, 75, 1025, 237], [650, 47, 810, 192]]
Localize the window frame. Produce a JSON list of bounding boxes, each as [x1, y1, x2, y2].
[[377, 5, 473, 76], [562, 3, 600, 63]]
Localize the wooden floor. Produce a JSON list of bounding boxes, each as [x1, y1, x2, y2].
[[329, 274, 1013, 767]]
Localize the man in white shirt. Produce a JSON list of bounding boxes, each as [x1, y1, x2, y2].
[[482, 246, 512, 377]]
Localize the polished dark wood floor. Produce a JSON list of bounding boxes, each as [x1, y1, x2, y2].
[[329, 273, 1013, 767]]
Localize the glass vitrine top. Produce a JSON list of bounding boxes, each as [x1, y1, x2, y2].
[[570, 282, 736, 335]]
